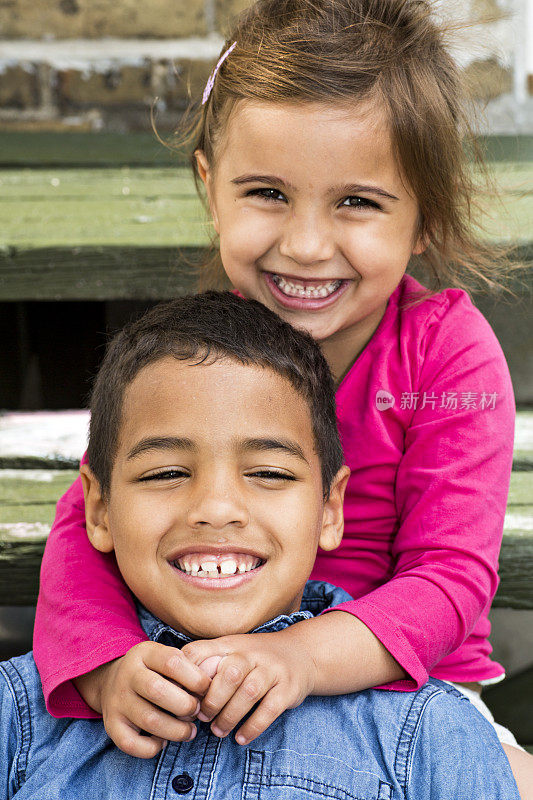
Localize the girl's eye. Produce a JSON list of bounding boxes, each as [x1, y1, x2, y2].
[[247, 469, 296, 481], [139, 469, 189, 482], [247, 188, 286, 203], [341, 196, 381, 211]]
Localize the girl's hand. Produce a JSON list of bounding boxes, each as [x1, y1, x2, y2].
[[182, 627, 319, 746], [74, 641, 212, 759]]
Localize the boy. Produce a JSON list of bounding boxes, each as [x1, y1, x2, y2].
[[0, 292, 518, 798]]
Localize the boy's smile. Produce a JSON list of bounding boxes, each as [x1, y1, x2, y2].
[[85, 356, 347, 640], [197, 100, 425, 379]]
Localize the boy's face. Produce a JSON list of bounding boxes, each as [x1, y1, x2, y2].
[[82, 356, 348, 639]]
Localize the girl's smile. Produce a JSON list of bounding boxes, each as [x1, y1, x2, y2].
[[197, 100, 425, 379]]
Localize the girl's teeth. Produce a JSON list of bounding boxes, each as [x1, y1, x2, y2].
[[273, 275, 341, 299]]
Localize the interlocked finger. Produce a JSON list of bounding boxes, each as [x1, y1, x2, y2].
[[111, 693, 197, 744], [233, 686, 290, 744], [208, 666, 272, 738], [198, 654, 254, 723], [131, 669, 200, 720]]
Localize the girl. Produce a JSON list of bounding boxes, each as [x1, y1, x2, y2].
[[34, 0, 532, 794]]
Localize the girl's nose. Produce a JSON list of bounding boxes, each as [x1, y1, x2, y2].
[[279, 208, 335, 266], [186, 474, 249, 531]]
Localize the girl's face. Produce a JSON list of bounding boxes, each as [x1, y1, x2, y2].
[[197, 100, 425, 378]]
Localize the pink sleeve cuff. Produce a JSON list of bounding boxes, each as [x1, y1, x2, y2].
[[45, 634, 148, 718], [322, 599, 428, 691]]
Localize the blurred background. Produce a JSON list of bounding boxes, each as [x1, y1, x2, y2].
[[0, 0, 532, 741]]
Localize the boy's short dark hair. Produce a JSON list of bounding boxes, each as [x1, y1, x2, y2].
[[87, 291, 343, 497]]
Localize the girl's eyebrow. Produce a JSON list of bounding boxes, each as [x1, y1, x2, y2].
[[231, 174, 296, 190], [330, 183, 399, 202], [231, 174, 399, 201]]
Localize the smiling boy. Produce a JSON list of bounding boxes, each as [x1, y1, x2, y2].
[[0, 292, 519, 799]]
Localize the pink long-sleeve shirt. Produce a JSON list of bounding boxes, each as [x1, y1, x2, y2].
[[34, 275, 515, 717]]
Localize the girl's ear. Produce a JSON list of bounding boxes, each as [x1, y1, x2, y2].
[[412, 235, 427, 256], [79, 464, 114, 554], [318, 465, 351, 552], [195, 149, 219, 233]]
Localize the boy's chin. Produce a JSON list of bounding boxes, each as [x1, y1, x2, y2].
[[160, 604, 302, 641]]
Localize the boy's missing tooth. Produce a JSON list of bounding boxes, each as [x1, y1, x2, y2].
[[0, 292, 520, 799]]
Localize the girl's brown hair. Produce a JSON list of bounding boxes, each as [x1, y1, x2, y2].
[[178, 0, 515, 295]]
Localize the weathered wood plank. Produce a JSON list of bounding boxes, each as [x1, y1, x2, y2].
[[0, 132, 181, 168], [0, 528, 531, 607], [1, 410, 532, 470], [2, 164, 530, 249], [514, 410, 533, 470], [0, 246, 204, 302], [0, 133, 531, 169], [0, 469, 531, 606], [0, 168, 208, 250], [0, 411, 88, 469]]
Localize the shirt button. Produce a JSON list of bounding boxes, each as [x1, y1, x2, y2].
[[172, 773, 194, 794]]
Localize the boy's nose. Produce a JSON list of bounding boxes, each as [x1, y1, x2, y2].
[[186, 477, 249, 531], [279, 209, 335, 266]]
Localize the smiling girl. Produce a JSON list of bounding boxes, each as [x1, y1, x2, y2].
[[33, 0, 532, 794]]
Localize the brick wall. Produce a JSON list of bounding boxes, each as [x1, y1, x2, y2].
[[0, 0, 531, 133]]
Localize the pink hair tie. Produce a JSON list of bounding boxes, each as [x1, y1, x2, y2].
[[202, 41, 237, 105]]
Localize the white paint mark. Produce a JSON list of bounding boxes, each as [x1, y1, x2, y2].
[[0, 411, 89, 461], [0, 522, 50, 538]]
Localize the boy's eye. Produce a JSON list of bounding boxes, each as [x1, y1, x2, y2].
[[246, 469, 296, 481], [341, 196, 381, 211], [138, 468, 189, 482], [247, 188, 286, 203]]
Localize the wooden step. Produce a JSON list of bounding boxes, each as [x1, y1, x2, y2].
[[1, 162, 531, 301], [0, 466, 531, 607]]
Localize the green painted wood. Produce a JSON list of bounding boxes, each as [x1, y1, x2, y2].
[[0, 246, 203, 302], [0, 468, 531, 606], [0, 132, 182, 168], [0, 133, 530, 168], [0, 163, 531, 300]]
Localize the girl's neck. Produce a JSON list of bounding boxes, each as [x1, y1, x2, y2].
[[321, 303, 387, 384]]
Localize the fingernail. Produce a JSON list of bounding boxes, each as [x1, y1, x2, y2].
[[197, 712, 210, 722], [194, 700, 201, 716], [211, 725, 226, 738], [235, 734, 247, 746], [187, 726, 197, 742]]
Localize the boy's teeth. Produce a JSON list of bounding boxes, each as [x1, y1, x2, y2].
[[272, 275, 342, 299], [175, 554, 261, 577], [220, 559, 238, 575]]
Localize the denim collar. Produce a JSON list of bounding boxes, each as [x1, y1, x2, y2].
[[137, 580, 352, 646]]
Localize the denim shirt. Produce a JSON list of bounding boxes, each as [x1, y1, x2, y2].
[[0, 581, 519, 800]]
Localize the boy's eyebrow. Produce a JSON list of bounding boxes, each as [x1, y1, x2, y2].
[[240, 437, 308, 464], [126, 436, 196, 460], [231, 174, 399, 201]]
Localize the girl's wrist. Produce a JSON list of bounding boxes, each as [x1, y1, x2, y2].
[[73, 661, 115, 714], [283, 611, 405, 695]]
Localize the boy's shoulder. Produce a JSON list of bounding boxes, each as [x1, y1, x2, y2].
[[0, 652, 78, 793]]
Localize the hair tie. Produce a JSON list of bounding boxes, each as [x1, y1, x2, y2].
[[202, 42, 237, 105]]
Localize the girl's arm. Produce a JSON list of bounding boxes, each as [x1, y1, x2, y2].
[[33, 472, 148, 717], [327, 296, 515, 690]]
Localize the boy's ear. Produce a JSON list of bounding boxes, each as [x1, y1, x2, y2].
[[194, 149, 219, 233], [79, 464, 114, 554], [318, 465, 351, 552]]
